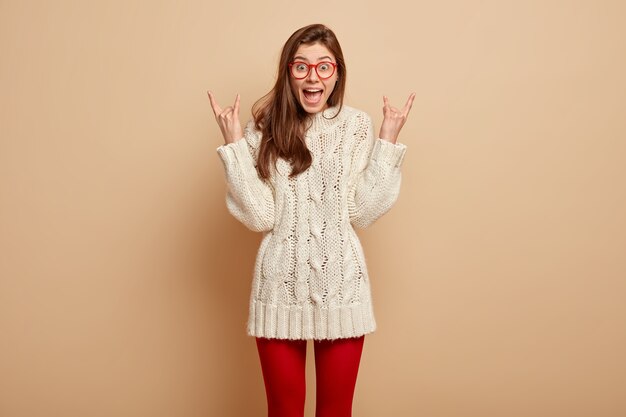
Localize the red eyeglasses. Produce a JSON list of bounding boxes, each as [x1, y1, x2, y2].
[[288, 61, 337, 79]]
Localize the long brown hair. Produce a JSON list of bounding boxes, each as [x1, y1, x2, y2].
[[252, 24, 347, 180]]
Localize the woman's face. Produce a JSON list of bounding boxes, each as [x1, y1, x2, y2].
[[289, 42, 338, 114]]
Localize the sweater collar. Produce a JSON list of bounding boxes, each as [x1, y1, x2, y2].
[[317, 104, 341, 119], [308, 104, 343, 131]]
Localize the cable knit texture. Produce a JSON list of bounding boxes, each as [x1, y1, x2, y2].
[[216, 105, 407, 340]]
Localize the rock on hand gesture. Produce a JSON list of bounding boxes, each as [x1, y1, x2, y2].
[[379, 93, 416, 144], [207, 91, 243, 145]]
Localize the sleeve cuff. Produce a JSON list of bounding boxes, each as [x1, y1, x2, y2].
[[371, 138, 407, 167], [216, 137, 257, 175]]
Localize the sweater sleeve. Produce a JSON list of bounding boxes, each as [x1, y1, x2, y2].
[[216, 121, 275, 232], [347, 113, 407, 229]]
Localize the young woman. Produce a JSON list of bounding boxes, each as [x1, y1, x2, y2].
[[208, 24, 414, 417]]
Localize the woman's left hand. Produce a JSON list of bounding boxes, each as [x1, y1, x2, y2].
[[379, 93, 416, 144]]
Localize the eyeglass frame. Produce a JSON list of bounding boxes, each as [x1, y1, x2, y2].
[[288, 61, 338, 80]]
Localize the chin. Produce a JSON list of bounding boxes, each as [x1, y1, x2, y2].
[[301, 103, 326, 114]]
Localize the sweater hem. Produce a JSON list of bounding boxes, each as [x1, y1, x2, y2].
[[246, 300, 377, 340]]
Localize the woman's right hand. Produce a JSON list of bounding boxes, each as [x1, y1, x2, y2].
[[207, 91, 243, 145]]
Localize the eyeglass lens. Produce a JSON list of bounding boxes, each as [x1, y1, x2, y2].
[[291, 62, 335, 79]]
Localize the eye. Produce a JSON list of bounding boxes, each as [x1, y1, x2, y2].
[[296, 63, 308, 71], [318, 63, 331, 71]]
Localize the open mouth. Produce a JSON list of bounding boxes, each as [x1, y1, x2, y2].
[[302, 88, 324, 105]]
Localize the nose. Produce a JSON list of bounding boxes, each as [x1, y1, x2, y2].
[[306, 65, 319, 82]]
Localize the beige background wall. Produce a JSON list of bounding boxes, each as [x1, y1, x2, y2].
[[1, 1, 625, 416]]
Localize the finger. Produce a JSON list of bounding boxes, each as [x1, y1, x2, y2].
[[402, 92, 416, 116], [207, 91, 222, 117], [234, 93, 240, 117], [219, 107, 234, 119], [383, 95, 390, 108], [386, 106, 401, 117]]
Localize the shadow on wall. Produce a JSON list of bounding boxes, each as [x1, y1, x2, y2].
[[166, 153, 266, 417], [182, 168, 267, 416]]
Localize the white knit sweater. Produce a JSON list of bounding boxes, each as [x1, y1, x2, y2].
[[216, 105, 407, 340]]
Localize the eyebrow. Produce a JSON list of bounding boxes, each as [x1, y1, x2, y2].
[[293, 55, 334, 62]]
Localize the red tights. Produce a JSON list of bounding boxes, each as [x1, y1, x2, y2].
[[255, 336, 365, 417]]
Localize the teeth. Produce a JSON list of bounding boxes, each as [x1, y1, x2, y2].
[[304, 89, 322, 92]]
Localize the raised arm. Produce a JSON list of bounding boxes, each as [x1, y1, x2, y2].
[[209, 91, 275, 232], [348, 94, 415, 228]]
